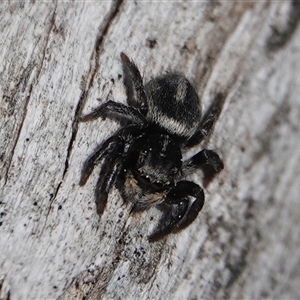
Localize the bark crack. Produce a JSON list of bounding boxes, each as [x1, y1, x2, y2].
[[4, 6, 57, 185], [43, 0, 124, 222], [61, 0, 124, 180]]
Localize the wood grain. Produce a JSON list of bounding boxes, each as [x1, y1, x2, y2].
[[1, 1, 299, 299]]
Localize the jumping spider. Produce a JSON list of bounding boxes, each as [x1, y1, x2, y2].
[[79, 53, 224, 242]]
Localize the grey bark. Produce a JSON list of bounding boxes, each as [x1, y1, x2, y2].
[[1, 1, 300, 299]]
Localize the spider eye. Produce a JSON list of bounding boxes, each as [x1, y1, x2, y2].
[[172, 167, 178, 175], [138, 150, 147, 164]]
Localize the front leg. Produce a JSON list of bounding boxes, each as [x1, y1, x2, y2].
[[94, 153, 124, 215], [80, 125, 144, 216], [183, 149, 224, 184], [148, 181, 204, 242], [79, 135, 123, 186], [80, 125, 144, 186], [79, 133, 125, 215]]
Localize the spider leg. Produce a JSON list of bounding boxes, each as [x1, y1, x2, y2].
[[80, 100, 146, 126], [94, 152, 123, 215], [148, 181, 204, 242], [171, 181, 205, 231], [80, 125, 143, 215], [186, 92, 225, 147], [79, 135, 123, 186], [183, 149, 224, 183], [121, 52, 148, 116]]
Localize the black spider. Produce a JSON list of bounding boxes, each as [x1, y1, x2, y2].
[[79, 53, 224, 242]]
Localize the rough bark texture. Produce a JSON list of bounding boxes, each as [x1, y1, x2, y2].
[[1, 1, 300, 299]]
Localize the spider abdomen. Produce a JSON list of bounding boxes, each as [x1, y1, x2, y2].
[[145, 74, 201, 138]]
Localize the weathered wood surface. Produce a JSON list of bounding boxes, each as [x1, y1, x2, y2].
[[1, 1, 300, 299]]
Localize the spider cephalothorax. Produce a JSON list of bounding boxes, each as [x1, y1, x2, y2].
[[79, 53, 224, 242]]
